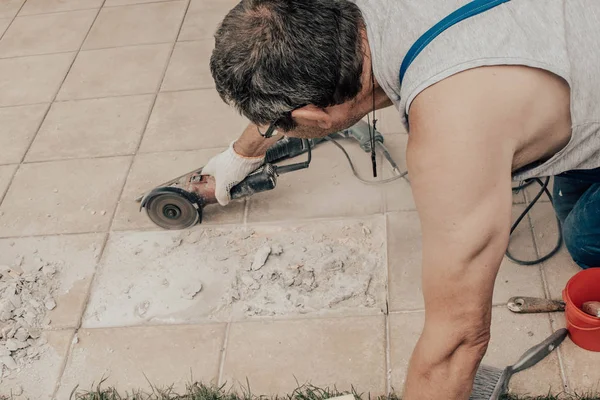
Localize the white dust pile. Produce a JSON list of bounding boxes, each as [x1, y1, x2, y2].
[[0, 254, 59, 383]]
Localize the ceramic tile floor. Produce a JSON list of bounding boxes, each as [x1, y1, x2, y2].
[[0, 1, 597, 399]]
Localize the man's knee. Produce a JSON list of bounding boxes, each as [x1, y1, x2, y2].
[[564, 217, 600, 269]]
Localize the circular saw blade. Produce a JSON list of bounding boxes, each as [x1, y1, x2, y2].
[[144, 192, 200, 230]]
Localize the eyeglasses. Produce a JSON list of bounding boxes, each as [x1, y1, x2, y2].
[[257, 104, 307, 139]]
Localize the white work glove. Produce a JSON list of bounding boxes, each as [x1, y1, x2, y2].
[[202, 142, 265, 206]]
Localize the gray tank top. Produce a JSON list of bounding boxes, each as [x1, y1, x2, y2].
[[353, 0, 600, 181]]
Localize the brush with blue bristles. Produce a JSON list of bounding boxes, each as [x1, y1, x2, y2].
[[470, 328, 568, 400]]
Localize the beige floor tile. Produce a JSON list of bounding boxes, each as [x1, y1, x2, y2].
[[380, 135, 415, 212], [0, 233, 104, 329], [524, 177, 554, 204], [0, 52, 73, 106], [387, 207, 545, 312], [388, 312, 424, 392], [112, 149, 244, 231], [247, 141, 385, 222], [139, 90, 247, 153], [26, 95, 154, 162], [83, 217, 387, 327], [161, 40, 214, 91], [0, 10, 96, 58], [56, 324, 226, 397], [0, 157, 131, 236], [57, 44, 171, 100], [0, 330, 73, 399], [222, 316, 386, 394], [83, 1, 186, 50], [0, 164, 17, 197], [528, 201, 580, 299], [19, 0, 102, 15], [179, 0, 237, 41], [484, 309, 564, 396], [0, 18, 10, 35], [389, 310, 564, 397], [0, 0, 24, 19], [0, 104, 48, 164], [551, 314, 600, 394]]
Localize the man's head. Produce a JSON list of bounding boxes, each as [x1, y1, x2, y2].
[[210, 0, 367, 135]]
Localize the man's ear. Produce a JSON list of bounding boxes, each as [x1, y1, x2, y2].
[[292, 105, 332, 130]]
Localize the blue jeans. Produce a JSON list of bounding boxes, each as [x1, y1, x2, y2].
[[552, 168, 600, 269]]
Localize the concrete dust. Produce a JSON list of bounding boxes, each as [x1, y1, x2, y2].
[[84, 219, 386, 327], [0, 255, 59, 384]]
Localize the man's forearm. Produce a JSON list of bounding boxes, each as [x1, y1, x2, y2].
[[233, 123, 281, 158]]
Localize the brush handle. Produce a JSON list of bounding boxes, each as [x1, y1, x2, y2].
[[511, 329, 568, 373]]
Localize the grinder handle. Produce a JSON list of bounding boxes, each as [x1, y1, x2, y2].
[[230, 164, 277, 200]]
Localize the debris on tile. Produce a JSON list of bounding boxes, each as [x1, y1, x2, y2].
[[271, 244, 284, 256], [0, 255, 60, 379], [181, 282, 203, 300], [101, 210, 107, 216], [251, 246, 272, 271], [134, 300, 150, 318], [72, 334, 79, 345]]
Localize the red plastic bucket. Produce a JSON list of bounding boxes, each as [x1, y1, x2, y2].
[[562, 268, 600, 352]]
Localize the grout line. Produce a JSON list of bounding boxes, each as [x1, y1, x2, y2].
[[49, 4, 109, 397], [81, 40, 174, 53], [103, 0, 183, 9], [16, 6, 102, 18], [548, 314, 571, 393], [0, 49, 80, 61], [22, 152, 137, 165], [217, 322, 232, 386], [385, 314, 392, 396], [50, 329, 77, 400], [0, 163, 19, 207]]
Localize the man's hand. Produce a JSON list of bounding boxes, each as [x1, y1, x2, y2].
[[402, 68, 523, 399], [202, 142, 265, 206]]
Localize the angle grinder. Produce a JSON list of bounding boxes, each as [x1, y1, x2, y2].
[[137, 121, 385, 230]]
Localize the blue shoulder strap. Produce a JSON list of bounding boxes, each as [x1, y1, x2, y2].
[[399, 0, 511, 87]]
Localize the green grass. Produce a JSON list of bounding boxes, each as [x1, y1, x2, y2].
[[1, 381, 598, 400]]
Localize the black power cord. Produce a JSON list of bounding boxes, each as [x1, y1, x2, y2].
[[506, 177, 563, 265]]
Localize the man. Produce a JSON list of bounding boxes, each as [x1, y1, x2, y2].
[[203, 0, 600, 398]]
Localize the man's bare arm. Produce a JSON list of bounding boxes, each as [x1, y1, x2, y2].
[[402, 75, 518, 400]]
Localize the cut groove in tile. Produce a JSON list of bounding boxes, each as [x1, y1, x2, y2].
[[179, 0, 238, 41], [222, 316, 386, 395], [57, 44, 171, 100], [0, 330, 73, 399], [0, 157, 131, 236], [83, 217, 387, 327], [0, 104, 48, 164], [0, 164, 17, 198], [247, 141, 386, 222], [19, 0, 103, 15], [0, 0, 25, 19], [27, 95, 154, 162], [161, 40, 215, 91], [139, 90, 247, 153], [387, 207, 545, 312], [112, 149, 244, 231], [0, 233, 104, 329], [83, 1, 187, 50], [0, 52, 74, 107], [56, 324, 226, 398], [0, 9, 96, 58]]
